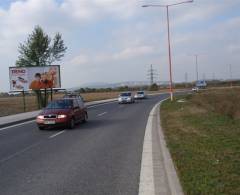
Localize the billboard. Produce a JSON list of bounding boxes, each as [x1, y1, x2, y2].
[[9, 65, 61, 91]]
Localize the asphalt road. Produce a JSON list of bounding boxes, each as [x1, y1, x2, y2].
[[0, 93, 169, 195]]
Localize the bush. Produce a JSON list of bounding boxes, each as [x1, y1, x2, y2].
[[149, 83, 159, 91]]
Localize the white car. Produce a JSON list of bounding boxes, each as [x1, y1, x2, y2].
[[134, 91, 146, 99], [192, 87, 199, 92], [118, 92, 135, 104]]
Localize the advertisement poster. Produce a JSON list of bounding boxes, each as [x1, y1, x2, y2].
[[9, 65, 61, 91]]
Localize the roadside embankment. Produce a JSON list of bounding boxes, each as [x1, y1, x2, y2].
[[161, 89, 240, 194]]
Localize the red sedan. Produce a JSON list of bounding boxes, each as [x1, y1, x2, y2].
[[36, 98, 88, 130]]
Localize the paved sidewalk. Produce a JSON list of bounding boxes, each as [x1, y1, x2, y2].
[[139, 100, 184, 195], [0, 98, 117, 128]]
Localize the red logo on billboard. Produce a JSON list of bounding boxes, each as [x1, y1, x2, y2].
[[11, 69, 26, 74]]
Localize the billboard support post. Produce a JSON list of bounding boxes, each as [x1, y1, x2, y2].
[[22, 90, 26, 112], [50, 88, 53, 101], [44, 88, 47, 107], [35, 90, 41, 109]]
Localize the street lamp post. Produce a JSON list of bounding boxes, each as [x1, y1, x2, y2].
[[189, 54, 206, 83], [142, 0, 193, 101], [189, 54, 199, 82], [229, 64, 233, 88], [195, 54, 199, 82]]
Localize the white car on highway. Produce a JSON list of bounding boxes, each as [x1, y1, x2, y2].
[[118, 92, 135, 104], [134, 91, 146, 99]]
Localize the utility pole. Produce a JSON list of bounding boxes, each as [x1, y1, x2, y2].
[[188, 54, 201, 83], [184, 72, 188, 88], [202, 73, 206, 81], [195, 54, 199, 81], [212, 72, 216, 86], [147, 64, 157, 85], [212, 72, 215, 80], [229, 64, 233, 88]]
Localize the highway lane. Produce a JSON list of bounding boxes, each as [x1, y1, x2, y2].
[[0, 93, 169, 195]]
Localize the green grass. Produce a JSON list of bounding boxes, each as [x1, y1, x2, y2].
[[161, 93, 240, 194]]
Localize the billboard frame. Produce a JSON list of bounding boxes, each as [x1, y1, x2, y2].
[[9, 65, 61, 92]]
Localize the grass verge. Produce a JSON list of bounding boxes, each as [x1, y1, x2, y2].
[[161, 91, 240, 194]]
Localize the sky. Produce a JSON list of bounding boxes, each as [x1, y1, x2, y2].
[[0, 0, 240, 91]]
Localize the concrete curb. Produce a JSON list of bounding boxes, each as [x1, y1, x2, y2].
[[139, 99, 184, 195], [156, 100, 184, 195]]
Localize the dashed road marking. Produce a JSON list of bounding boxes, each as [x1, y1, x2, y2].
[[97, 112, 107, 117], [49, 130, 65, 139], [87, 101, 117, 108]]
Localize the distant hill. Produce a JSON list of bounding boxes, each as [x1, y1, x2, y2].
[[69, 81, 170, 90]]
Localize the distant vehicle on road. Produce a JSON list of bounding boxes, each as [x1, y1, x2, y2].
[[134, 91, 146, 99], [36, 97, 88, 130], [192, 87, 199, 92], [118, 92, 135, 104], [7, 91, 21, 96]]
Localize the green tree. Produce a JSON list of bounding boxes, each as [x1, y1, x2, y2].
[[149, 83, 159, 91], [16, 26, 67, 67], [16, 26, 67, 108]]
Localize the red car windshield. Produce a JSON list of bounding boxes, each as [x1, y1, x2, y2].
[[46, 99, 73, 109]]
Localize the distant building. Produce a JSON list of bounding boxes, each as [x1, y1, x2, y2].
[[196, 80, 207, 88]]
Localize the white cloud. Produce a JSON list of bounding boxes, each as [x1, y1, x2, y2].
[[113, 46, 155, 60], [60, 0, 138, 21], [68, 45, 155, 67], [0, 0, 240, 90], [69, 54, 89, 66]]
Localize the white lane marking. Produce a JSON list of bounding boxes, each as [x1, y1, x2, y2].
[[0, 120, 35, 132], [87, 101, 117, 108], [0, 142, 41, 164], [49, 130, 65, 139], [118, 105, 124, 108], [97, 112, 107, 117]]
